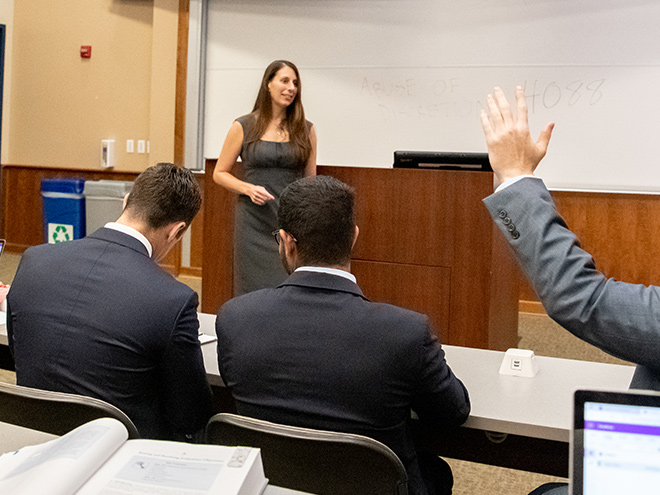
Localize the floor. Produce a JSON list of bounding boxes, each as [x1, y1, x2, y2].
[[0, 251, 632, 494]]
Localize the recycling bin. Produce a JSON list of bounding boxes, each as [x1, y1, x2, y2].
[[84, 180, 133, 234], [41, 179, 86, 244]]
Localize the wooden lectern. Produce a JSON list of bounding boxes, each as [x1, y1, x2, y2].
[[202, 162, 519, 350]]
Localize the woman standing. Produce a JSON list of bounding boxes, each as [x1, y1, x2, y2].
[[213, 60, 317, 296]]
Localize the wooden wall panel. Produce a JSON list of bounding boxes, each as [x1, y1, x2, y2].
[[202, 161, 238, 314], [489, 227, 524, 347], [203, 161, 519, 350], [0, 163, 205, 277], [352, 261, 451, 340], [519, 190, 660, 309], [174, 0, 189, 170], [553, 191, 660, 284], [12, 159, 660, 320], [338, 167, 455, 266], [1, 164, 139, 251], [328, 166, 518, 349]]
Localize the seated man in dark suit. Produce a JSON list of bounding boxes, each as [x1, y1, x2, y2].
[[216, 175, 470, 495], [7, 163, 213, 440]]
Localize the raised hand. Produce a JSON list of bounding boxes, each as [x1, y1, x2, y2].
[[480, 86, 555, 187]]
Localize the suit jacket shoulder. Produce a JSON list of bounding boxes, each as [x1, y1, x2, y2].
[[7, 228, 211, 439]]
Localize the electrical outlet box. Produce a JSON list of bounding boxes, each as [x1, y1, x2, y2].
[[498, 348, 538, 377], [101, 140, 115, 169]]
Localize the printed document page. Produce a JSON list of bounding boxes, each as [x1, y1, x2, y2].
[[0, 418, 128, 495], [77, 441, 267, 495]]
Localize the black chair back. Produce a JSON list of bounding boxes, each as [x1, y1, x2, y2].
[[206, 413, 408, 495], [0, 382, 139, 438]]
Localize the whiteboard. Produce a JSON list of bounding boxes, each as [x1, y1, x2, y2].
[[203, 0, 660, 193]]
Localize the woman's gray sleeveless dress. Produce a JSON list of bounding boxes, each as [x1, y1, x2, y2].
[[233, 114, 307, 296]]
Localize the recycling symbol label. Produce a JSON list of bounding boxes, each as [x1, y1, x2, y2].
[[48, 223, 74, 244]]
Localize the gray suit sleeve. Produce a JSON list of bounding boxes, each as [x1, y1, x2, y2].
[[484, 178, 660, 375]]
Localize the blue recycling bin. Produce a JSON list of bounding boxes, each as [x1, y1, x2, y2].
[[41, 179, 86, 244]]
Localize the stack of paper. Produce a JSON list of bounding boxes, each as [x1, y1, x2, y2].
[[0, 418, 268, 495]]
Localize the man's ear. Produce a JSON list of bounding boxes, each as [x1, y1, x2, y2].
[[280, 229, 298, 258], [352, 225, 360, 249], [168, 222, 188, 243]]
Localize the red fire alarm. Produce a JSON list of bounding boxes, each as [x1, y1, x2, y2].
[[80, 45, 92, 59]]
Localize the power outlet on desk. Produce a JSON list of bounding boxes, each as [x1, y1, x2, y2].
[[499, 348, 538, 377]]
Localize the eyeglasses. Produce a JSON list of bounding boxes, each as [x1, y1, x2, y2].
[[272, 230, 282, 245], [272, 229, 297, 245]]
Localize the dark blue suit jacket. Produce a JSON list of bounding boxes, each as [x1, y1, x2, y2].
[[216, 270, 470, 495], [7, 228, 212, 439]]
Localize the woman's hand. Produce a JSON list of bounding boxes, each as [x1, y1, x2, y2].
[[245, 184, 275, 205]]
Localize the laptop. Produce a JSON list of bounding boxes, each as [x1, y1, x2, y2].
[[572, 389, 660, 494]]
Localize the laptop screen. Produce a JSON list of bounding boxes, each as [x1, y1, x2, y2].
[[573, 389, 660, 494]]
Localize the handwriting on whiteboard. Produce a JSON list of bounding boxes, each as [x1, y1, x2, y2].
[[361, 77, 606, 123]]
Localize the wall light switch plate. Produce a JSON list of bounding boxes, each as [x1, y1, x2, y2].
[[498, 348, 538, 377], [137, 140, 146, 154], [101, 140, 115, 168]]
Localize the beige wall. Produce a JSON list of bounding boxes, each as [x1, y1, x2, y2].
[[149, 0, 179, 166], [6, 0, 179, 172]]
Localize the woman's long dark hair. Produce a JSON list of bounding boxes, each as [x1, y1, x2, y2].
[[243, 60, 312, 165]]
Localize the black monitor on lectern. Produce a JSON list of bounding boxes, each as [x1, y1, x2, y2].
[[393, 151, 491, 171]]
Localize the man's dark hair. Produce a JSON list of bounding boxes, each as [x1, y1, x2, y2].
[[278, 175, 356, 266], [124, 162, 201, 230]]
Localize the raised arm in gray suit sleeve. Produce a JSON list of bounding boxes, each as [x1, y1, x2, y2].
[[479, 86, 660, 390], [484, 177, 660, 389]]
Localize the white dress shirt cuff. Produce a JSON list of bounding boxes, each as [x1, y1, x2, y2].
[[495, 175, 540, 194]]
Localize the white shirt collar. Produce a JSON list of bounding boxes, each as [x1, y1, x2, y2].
[[104, 222, 153, 258], [294, 266, 357, 284]]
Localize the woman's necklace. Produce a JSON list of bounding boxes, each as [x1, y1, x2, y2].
[[275, 120, 286, 140]]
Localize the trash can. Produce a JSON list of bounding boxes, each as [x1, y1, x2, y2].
[[41, 179, 86, 244], [84, 180, 133, 234]]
